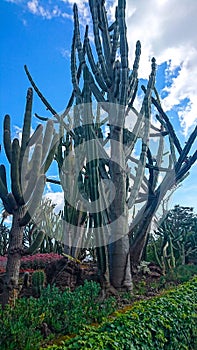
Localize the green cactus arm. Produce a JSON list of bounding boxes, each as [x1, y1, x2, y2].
[[3, 115, 12, 163], [5, 193, 18, 212], [71, 31, 82, 101], [113, 60, 121, 98], [24, 230, 45, 255], [19, 174, 46, 227], [26, 124, 43, 147], [34, 114, 49, 122], [176, 150, 197, 183], [24, 65, 57, 116], [41, 119, 54, 164], [128, 58, 156, 209], [85, 67, 107, 107], [23, 143, 42, 203], [0, 177, 8, 203], [11, 138, 23, 204], [19, 88, 33, 174], [146, 148, 154, 192], [97, 0, 112, 74], [129, 41, 141, 85], [127, 41, 141, 104], [125, 106, 144, 158], [142, 86, 182, 155], [118, 0, 129, 106], [73, 3, 85, 66], [168, 135, 177, 166], [89, 0, 111, 87], [111, 7, 119, 65], [155, 134, 164, 174], [0, 165, 8, 196], [85, 31, 108, 92], [61, 26, 87, 119], [43, 132, 59, 173], [151, 98, 165, 191], [175, 124, 197, 173]]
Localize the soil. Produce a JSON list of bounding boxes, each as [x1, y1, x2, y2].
[[16, 257, 164, 299]]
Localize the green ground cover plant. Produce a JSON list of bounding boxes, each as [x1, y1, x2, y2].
[[0, 281, 116, 350], [43, 277, 197, 350]]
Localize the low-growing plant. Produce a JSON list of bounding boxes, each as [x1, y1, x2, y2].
[[159, 264, 197, 287], [44, 277, 197, 350], [0, 281, 116, 350]]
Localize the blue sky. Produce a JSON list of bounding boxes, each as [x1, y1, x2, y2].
[[0, 0, 197, 216]]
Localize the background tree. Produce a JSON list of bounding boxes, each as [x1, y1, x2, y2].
[[24, 0, 197, 291]]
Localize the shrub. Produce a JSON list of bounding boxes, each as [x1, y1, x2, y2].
[[160, 264, 197, 286], [44, 277, 197, 350], [0, 281, 116, 350], [20, 253, 62, 270]]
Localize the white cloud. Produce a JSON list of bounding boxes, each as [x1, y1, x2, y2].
[[4, 0, 197, 135], [44, 191, 64, 214], [124, 0, 197, 135]]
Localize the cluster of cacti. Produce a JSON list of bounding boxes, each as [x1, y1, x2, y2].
[[0, 88, 58, 306], [24, 0, 197, 290], [151, 206, 197, 273], [23, 198, 64, 255], [31, 270, 46, 297]]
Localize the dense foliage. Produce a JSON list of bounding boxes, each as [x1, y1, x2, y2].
[[0, 281, 116, 350], [44, 277, 197, 350]]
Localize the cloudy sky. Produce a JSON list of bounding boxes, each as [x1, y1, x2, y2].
[[0, 0, 197, 215]]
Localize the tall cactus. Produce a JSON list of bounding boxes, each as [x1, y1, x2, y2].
[[24, 0, 197, 292], [0, 88, 58, 306]]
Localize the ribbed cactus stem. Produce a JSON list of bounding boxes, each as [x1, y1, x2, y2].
[[111, 7, 119, 65], [19, 88, 33, 174], [0, 165, 8, 200], [23, 143, 42, 202], [113, 60, 121, 98], [19, 174, 46, 227], [71, 32, 82, 100], [32, 269, 46, 296], [41, 119, 54, 164], [73, 3, 85, 66], [97, 0, 112, 73], [27, 124, 43, 147], [89, 0, 111, 87], [25, 230, 45, 255], [85, 33, 108, 91], [11, 138, 23, 204], [118, 0, 129, 106], [3, 115, 12, 163]]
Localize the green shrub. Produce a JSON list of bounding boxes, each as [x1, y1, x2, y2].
[[45, 277, 197, 350], [0, 281, 116, 350], [160, 264, 197, 286]]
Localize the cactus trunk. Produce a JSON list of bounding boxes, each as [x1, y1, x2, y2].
[[1, 208, 24, 307]]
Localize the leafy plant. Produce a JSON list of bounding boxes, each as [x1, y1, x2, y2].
[[0, 281, 116, 350], [44, 277, 197, 350]]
